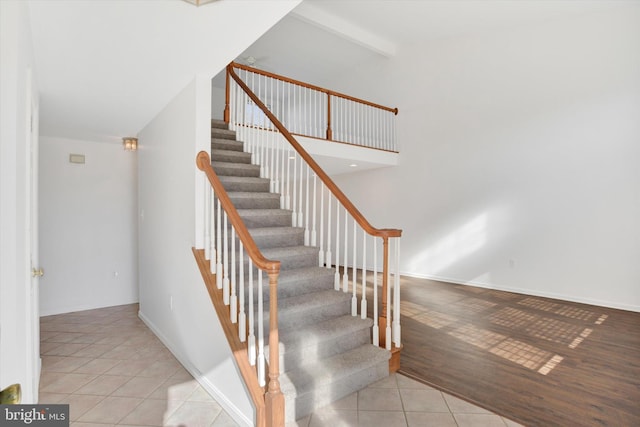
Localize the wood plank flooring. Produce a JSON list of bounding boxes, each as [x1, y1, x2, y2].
[[395, 276, 640, 426]]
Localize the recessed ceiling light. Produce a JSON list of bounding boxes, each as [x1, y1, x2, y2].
[[349, 164, 358, 167]]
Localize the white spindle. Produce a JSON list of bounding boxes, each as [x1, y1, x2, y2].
[[257, 268, 265, 387], [386, 249, 392, 350], [334, 198, 340, 290], [291, 156, 297, 226], [216, 199, 223, 289], [343, 208, 349, 293], [326, 194, 332, 269], [311, 174, 317, 247], [351, 219, 357, 316], [230, 228, 237, 324], [304, 166, 310, 245], [210, 189, 216, 275], [297, 157, 304, 228], [204, 175, 210, 259], [393, 238, 401, 347], [223, 212, 230, 305], [361, 232, 367, 320], [239, 243, 246, 342], [372, 239, 379, 346], [285, 145, 291, 210], [318, 183, 324, 267], [248, 259, 256, 366]]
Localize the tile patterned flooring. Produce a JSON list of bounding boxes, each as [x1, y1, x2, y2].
[[39, 304, 522, 427]]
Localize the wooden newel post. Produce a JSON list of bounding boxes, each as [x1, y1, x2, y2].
[[224, 66, 231, 124], [265, 270, 285, 427], [379, 237, 389, 348], [326, 93, 333, 140]]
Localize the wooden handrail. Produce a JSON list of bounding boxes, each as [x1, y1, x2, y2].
[[227, 64, 402, 240], [230, 62, 398, 115], [196, 151, 281, 274]]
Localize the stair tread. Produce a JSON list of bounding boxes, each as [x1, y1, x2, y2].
[[274, 288, 349, 313], [276, 314, 374, 354], [279, 344, 390, 396], [245, 226, 303, 236], [237, 208, 292, 217], [218, 176, 269, 183], [261, 245, 318, 260]]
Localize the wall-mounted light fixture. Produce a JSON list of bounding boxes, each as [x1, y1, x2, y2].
[[123, 137, 138, 152]]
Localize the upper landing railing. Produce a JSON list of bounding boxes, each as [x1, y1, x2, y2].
[[224, 62, 398, 152]]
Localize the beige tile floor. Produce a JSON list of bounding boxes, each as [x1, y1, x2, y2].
[[39, 304, 522, 427]]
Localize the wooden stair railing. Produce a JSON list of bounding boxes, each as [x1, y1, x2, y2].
[[225, 61, 399, 152], [226, 63, 404, 366], [195, 151, 284, 427]]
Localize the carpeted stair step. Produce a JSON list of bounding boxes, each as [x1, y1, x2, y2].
[[211, 127, 237, 140], [267, 289, 351, 332], [279, 344, 390, 421], [259, 246, 319, 270], [211, 149, 252, 164], [211, 161, 260, 178], [236, 209, 292, 228], [227, 192, 280, 209], [211, 119, 227, 130], [243, 266, 335, 302], [211, 139, 244, 152], [242, 226, 304, 249], [271, 315, 375, 372], [218, 176, 270, 192]]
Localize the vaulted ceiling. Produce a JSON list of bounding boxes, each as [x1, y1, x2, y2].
[[28, 0, 623, 143]]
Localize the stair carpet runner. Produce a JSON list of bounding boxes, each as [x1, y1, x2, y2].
[[210, 119, 390, 421]]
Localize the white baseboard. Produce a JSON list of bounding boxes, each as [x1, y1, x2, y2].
[[401, 271, 640, 313], [39, 297, 139, 317], [137, 310, 253, 427]]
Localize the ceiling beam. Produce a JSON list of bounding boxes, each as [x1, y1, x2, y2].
[[290, 2, 396, 58]]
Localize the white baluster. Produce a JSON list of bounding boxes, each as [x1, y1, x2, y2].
[[361, 232, 367, 320], [352, 219, 357, 316], [257, 269, 265, 387], [311, 174, 317, 247], [304, 166, 310, 246], [279, 137, 285, 209], [318, 182, 324, 266], [230, 227, 237, 324], [343, 208, 349, 293], [297, 158, 304, 228], [393, 238, 401, 347], [326, 194, 332, 269], [204, 175, 210, 259], [372, 239, 379, 346], [334, 198, 340, 290], [238, 243, 246, 342], [248, 259, 256, 366], [285, 145, 291, 210], [223, 212, 230, 305], [386, 250, 392, 351], [210, 188, 216, 275], [216, 199, 223, 289], [291, 155, 297, 226]]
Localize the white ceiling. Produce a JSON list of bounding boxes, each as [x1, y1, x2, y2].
[[28, 0, 627, 143]]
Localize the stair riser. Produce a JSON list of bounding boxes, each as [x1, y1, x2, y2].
[[284, 361, 389, 421], [211, 130, 237, 140], [238, 269, 334, 302], [275, 298, 350, 332], [279, 328, 372, 373], [212, 139, 244, 152], [211, 151, 252, 164], [211, 120, 228, 130], [227, 196, 281, 210], [212, 163, 261, 178], [239, 213, 293, 228], [219, 179, 270, 193]]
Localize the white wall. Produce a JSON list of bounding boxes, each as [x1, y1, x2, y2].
[[138, 76, 254, 426], [38, 137, 138, 315], [328, 7, 640, 311], [0, 0, 39, 402]]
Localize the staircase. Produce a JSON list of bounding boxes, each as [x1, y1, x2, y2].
[[210, 119, 391, 421]]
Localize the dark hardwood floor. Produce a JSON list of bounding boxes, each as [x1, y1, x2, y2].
[[394, 276, 640, 426]]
